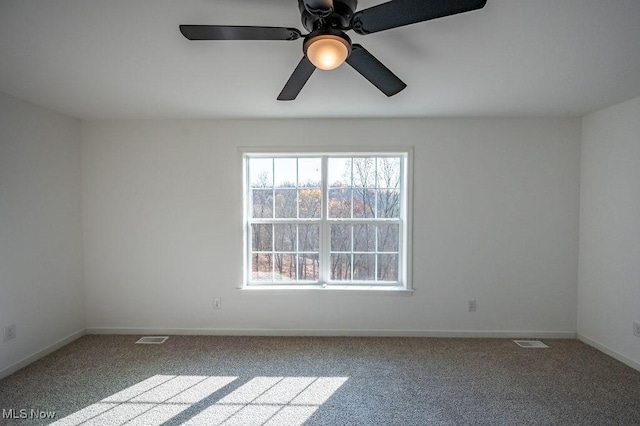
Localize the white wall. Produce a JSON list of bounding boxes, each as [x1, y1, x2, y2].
[[0, 93, 84, 377], [82, 118, 580, 336], [579, 96, 640, 369]]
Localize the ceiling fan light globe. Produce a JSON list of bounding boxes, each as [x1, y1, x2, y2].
[[305, 35, 350, 70]]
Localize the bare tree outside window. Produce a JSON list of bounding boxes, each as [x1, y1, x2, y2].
[[247, 154, 405, 287], [328, 157, 401, 282]]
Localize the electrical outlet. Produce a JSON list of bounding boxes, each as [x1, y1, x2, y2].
[[633, 322, 640, 338], [213, 298, 222, 310], [3, 324, 16, 342], [468, 300, 477, 312]]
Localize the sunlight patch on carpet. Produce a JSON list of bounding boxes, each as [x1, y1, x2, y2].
[[50, 375, 348, 426]]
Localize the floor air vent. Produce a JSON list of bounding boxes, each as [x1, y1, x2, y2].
[[135, 336, 169, 344], [513, 340, 549, 348]]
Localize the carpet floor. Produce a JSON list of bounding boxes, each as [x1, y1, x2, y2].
[[1, 336, 639, 425]]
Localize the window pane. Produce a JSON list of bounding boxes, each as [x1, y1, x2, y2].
[[252, 189, 273, 218], [377, 254, 399, 281], [353, 224, 375, 252], [274, 158, 296, 188], [274, 189, 297, 218], [249, 158, 273, 188], [299, 188, 321, 219], [331, 224, 352, 252], [352, 157, 376, 188], [377, 224, 399, 252], [377, 157, 400, 189], [252, 253, 273, 281], [328, 188, 352, 218], [251, 224, 272, 251], [274, 224, 296, 252], [353, 254, 375, 280], [331, 253, 352, 281], [377, 189, 400, 218], [298, 224, 319, 252], [274, 253, 296, 281], [328, 158, 351, 187], [298, 254, 319, 281], [298, 158, 321, 187], [352, 188, 375, 218]]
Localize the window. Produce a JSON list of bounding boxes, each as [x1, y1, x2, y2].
[[243, 150, 411, 291]]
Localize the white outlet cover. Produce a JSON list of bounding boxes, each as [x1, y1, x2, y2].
[[3, 324, 16, 341]]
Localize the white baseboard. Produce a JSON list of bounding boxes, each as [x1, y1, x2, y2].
[[0, 329, 86, 380], [578, 333, 640, 372], [86, 327, 576, 339]]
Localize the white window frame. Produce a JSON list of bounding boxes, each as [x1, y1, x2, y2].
[[241, 147, 413, 293]]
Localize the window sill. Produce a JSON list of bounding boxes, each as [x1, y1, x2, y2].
[[239, 285, 413, 296]]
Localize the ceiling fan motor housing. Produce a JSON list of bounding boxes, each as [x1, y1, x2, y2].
[[299, 0, 358, 32]]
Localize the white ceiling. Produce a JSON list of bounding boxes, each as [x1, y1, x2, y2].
[[1, 0, 639, 120]]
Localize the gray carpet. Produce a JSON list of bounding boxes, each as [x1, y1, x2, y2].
[[1, 336, 640, 425]]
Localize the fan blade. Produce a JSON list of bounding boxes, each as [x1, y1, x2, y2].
[[346, 44, 406, 97], [179, 25, 303, 41], [303, 0, 334, 17], [277, 56, 316, 101], [351, 0, 487, 35]]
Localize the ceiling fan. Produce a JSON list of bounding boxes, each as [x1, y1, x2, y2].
[[180, 0, 487, 101]]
